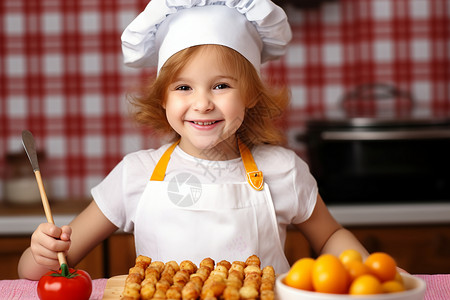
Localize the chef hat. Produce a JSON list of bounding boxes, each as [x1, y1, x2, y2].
[[121, 0, 292, 73]]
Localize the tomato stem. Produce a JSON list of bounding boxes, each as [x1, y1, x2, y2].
[[60, 263, 69, 277]]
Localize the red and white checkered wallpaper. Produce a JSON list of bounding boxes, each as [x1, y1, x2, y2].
[[1, 0, 449, 200]]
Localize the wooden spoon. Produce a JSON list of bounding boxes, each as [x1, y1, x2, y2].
[[22, 130, 68, 267]]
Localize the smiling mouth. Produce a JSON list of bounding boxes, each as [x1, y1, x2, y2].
[[191, 121, 218, 125]]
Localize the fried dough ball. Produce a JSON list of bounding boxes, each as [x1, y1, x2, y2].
[[260, 266, 275, 292], [226, 262, 244, 291], [243, 273, 261, 290], [145, 267, 160, 285], [209, 269, 227, 279], [223, 286, 240, 300], [166, 285, 182, 300], [155, 276, 172, 299], [225, 278, 242, 290], [232, 261, 246, 268], [173, 269, 190, 287], [125, 273, 142, 285], [123, 285, 141, 299], [229, 264, 244, 275], [151, 261, 166, 273], [129, 266, 145, 280], [136, 255, 152, 269], [239, 286, 259, 299], [228, 270, 244, 282], [195, 267, 212, 282], [123, 257, 150, 299], [262, 265, 275, 278], [125, 282, 141, 290], [180, 260, 197, 274], [182, 274, 205, 300], [202, 273, 226, 299], [136, 255, 152, 263], [165, 261, 180, 273], [190, 275, 204, 290], [245, 255, 260, 267], [203, 274, 221, 287], [182, 281, 201, 300], [189, 272, 205, 283], [260, 278, 274, 292], [200, 288, 214, 299], [244, 265, 262, 276], [182, 261, 211, 300], [153, 288, 168, 299], [217, 260, 231, 270], [199, 258, 215, 271], [140, 283, 156, 300], [141, 278, 154, 287], [161, 265, 176, 285], [214, 265, 229, 274], [201, 281, 226, 299], [260, 290, 275, 300], [156, 278, 172, 292]]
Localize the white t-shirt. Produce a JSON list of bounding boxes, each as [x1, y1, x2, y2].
[[92, 143, 318, 247]]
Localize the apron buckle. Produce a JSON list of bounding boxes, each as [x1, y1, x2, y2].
[[247, 171, 264, 191]]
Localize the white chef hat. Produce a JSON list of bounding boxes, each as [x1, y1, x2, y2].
[[121, 0, 292, 73]]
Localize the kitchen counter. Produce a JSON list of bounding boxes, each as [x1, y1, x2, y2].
[[0, 200, 90, 235], [328, 202, 450, 226], [1, 201, 449, 235], [2, 200, 450, 277]]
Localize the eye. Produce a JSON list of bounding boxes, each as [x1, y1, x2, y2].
[[214, 83, 230, 90], [175, 85, 191, 91]]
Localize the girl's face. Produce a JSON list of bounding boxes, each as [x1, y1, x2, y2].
[[165, 46, 245, 160]]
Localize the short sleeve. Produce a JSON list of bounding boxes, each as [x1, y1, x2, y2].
[[253, 145, 318, 226], [290, 154, 318, 224], [91, 159, 129, 232], [91, 151, 156, 233]]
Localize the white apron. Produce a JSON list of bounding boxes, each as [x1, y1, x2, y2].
[[134, 140, 290, 273]]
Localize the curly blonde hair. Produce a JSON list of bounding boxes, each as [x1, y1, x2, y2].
[[128, 44, 290, 148]]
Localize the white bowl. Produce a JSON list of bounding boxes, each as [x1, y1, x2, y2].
[[276, 273, 426, 300]]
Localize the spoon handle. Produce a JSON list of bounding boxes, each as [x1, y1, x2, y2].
[[22, 130, 68, 267]]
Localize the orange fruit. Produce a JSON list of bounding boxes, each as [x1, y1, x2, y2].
[[339, 249, 363, 266], [312, 254, 349, 294], [284, 258, 315, 291], [344, 260, 371, 282], [394, 271, 404, 283], [364, 252, 397, 282], [349, 274, 382, 295], [381, 280, 406, 293]]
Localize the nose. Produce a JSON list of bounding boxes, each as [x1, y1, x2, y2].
[[192, 91, 214, 112]]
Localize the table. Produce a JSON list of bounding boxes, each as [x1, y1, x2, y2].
[[0, 275, 449, 299], [0, 278, 107, 299]]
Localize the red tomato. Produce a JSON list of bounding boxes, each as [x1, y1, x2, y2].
[[37, 264, 92, 300]]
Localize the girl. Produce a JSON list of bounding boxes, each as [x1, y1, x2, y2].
[[18, 0, 368, 280]]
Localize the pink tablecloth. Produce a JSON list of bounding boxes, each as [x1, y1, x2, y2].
[[416, 274, 450, 300], [0, 275, 448, 299], [0, 278, 107, 300]]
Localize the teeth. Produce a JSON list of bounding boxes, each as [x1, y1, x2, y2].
[[193, 121, 216, 125]]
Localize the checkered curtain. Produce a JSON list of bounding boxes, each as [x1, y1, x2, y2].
[[1, 0, 449, 200]]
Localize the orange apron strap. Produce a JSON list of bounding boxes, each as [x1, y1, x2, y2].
[[238, 139, 264, 191], [151, 139, 263, 190], [150, 140, 180, 181]]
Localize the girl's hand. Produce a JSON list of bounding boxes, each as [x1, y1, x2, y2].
[[30, 223, 72, 270]]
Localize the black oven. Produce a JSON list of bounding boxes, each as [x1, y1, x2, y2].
[[302, 117, 450, 205]]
